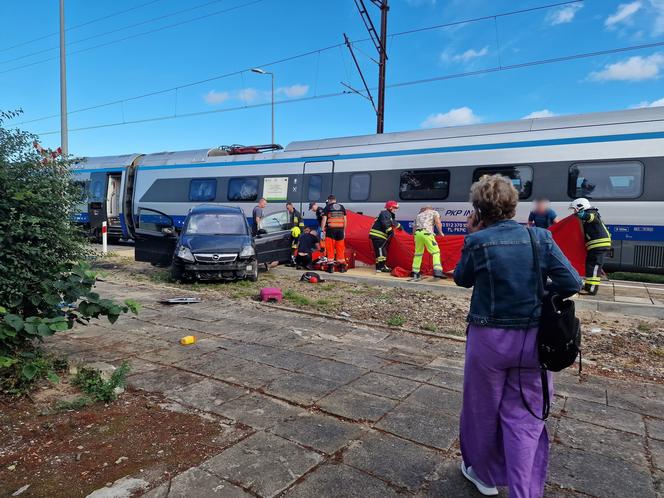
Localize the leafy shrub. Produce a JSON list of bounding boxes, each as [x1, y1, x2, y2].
[[0, 350, 68, 395], [72, 361, 131, 402], [386, 315, 406, 327], [0, 110, 139, 390]]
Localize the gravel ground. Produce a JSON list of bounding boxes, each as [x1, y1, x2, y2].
[[95, 256, 664, 382]]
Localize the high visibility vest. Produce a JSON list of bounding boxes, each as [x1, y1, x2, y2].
[[325, 203, 346, 229]]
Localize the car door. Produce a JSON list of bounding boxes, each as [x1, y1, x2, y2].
[[255, 210, 293, 264], [134, 207, 178, 266]]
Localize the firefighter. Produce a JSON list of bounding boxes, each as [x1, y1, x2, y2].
[[309, 201, 326, 259], [286, 202, 305, 265], [321, 194, 347, 273], [369, 200, 401, 273], [411, 206, 446, 281], [569, 198, 612, 295]]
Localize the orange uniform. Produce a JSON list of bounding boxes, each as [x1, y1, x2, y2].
[[322, 202, 347, 264]]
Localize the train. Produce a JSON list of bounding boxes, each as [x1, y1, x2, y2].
[[71, 106, 664, 273]]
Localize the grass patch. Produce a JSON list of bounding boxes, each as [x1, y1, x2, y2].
[[421, 323, 438, 332], [637, 322, 653, 332], [610, 272, 664, 284], [54, 396, 93, 411], [442, 328, 466, 337], [283, 289, 312, 307], [72, 361, 130, 402], [386, 315, 406, 327]]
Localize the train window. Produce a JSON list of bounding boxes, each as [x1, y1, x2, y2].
[[89, 180, 104, 202], [227, 177, 259, 201], [308, 175, 322, 202], [189, 179, 217, 202], [399, 169, 450, 200], [472, 166, 533, 199], [568, 161, 643, 199], [349, 173, 371, 201]]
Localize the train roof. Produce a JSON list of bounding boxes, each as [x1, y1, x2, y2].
[[284, 106, 664, 152], [72, 153, 141, 171]]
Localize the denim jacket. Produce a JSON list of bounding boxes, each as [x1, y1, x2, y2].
[[454, 220, 582, 329]]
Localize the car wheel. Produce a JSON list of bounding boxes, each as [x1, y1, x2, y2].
[[170, 262, 184, 282], [248, 262, 259, 282]]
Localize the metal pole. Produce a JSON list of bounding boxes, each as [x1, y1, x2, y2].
[[376, 0, 388, 134], [59, 0, 68, 155], [271, 72, 275, 145]]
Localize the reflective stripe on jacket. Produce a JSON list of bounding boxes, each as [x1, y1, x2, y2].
[[325, 203, 346, 229], [578, 208, 611, 250], [370, 210, 400, 239]]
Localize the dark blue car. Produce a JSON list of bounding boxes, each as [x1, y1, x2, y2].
[[134, 204, 293, 282]]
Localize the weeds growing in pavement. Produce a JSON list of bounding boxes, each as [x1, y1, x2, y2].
[[54, 396, 93, 411], [283, 290, 312, 306], [72, 361, 130, 402], [637, 322, 653, 332], [386, 315, 406, 327], [422, 323, 438, 332]]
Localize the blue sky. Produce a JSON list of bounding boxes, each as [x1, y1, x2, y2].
[[1, 0, 663, 157]]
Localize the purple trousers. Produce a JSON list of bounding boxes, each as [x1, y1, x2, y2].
[[460, 325, 552, 498]]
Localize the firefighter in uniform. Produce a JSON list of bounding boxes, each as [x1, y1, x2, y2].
[[569, 198, 612, 295], [309, 201, 326, 258], [286, 202, 305, 265], [369, 201, 401, 273], [321, 194, 347, 273]]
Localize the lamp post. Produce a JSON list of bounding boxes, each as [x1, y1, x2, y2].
[[251, 68, 274, 145]]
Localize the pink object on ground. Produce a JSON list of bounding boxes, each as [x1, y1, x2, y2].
[[259, 287, 283, 303]]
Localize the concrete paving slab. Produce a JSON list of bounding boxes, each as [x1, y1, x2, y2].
[[607, 391, 664, 418], [615, 296, 654, 304], [650, 438, 664, 471], [165, 378, 247, 414], [426, 367, 464, 392], [144, 467, 253, 498], [295, 357, 367, 384], [264, 371, 342, 406], [563, 398, 646, 435], [214, 393, 305, 430], [549, 444, 656, 498], [376, 403, 458, 451], [343, 431, 443, 492], [346, 372, 421, 400], [647, 418, 664, 441], [415, 460, 508, 498], [316, 386, 399, 422], [378, 362, 438, 382], [126, 366, 203, 393], [269, 412, 363, 455], [283, 463, 401, 498], [202, 432, 322, 498], [555, 417, 648, 467], [404, 384, 463, 417]]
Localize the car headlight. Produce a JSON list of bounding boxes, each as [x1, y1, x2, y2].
[[239, 245, 255, 257], [176, 245, 194, 262]]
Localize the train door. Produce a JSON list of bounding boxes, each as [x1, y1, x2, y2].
[[106, 173, 123, 239], [303, 161, 334, 220], [87, 172, 106, 240]]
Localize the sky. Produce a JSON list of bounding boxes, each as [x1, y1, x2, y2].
[[1, 0, 663, 157]]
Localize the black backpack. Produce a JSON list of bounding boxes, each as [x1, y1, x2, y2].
[[300, 272, 324, 283], [522, 228, 582, 420]]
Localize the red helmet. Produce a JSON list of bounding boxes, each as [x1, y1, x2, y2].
[[385, 200, 399, 210]]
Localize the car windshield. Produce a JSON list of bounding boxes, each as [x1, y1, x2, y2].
[[186, 213, 246, 235]]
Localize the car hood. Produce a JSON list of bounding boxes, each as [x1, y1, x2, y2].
[[180, 234, 251, 253]]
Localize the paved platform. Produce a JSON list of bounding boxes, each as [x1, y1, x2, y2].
[[45, 280, 664, 497]]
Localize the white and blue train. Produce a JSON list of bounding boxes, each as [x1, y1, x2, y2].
[[72, 106, 664, 273]]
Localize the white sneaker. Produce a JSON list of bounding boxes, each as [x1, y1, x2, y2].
[[461, 462, 499, 496]]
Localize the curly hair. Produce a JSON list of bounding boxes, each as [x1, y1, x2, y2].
[[469, 174, 519, 225]]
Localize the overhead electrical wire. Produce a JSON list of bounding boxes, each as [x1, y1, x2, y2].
[[0, 0, 232, 66], [11, 0, 586, 127], [0, 0, 266, 75], [32, 38, 664, 136], [0, 0, 164, 54]]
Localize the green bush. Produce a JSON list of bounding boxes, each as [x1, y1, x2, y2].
[[72, 361, 130, 402], [0, 110, 139, 391]]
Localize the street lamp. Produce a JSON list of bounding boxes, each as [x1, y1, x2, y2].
[[251, 68, 274, 145]]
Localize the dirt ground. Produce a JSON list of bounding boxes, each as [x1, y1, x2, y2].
[[97, 256, 664, 382], [0, 377, 250, 498]]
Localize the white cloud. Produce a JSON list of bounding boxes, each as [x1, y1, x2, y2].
[[405, 0, 436, 6], [605, 1, 642, 27], [547, 4, 582, 25], [522, 109, 557, 119], [237, 87, 259, 103], [634, 96, 664, 107], [589, 53, 664, 81], [651, 0, 664, 35], [421, 107, 481, 128], [450, 46, 489, 62], [203, 90, 230, 105], [277, 84, 309, 98]]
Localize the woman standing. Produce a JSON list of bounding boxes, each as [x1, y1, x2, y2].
[[454, 175, 581, 497]]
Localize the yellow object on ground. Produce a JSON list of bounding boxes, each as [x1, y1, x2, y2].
[[412, 230, 442, 273], [180, 335, 196, 345]]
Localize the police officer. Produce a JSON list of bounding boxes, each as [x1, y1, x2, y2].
[[321, 194, 347, 273], [286, 202, 305, 265], [369, 201, 401, 273], [569, 198, 612, 295]]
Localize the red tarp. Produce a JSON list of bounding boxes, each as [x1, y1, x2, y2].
[[344, 211, 586, 277]]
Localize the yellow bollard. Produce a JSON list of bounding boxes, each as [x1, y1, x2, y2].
[[180, 335, 196, 346]]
